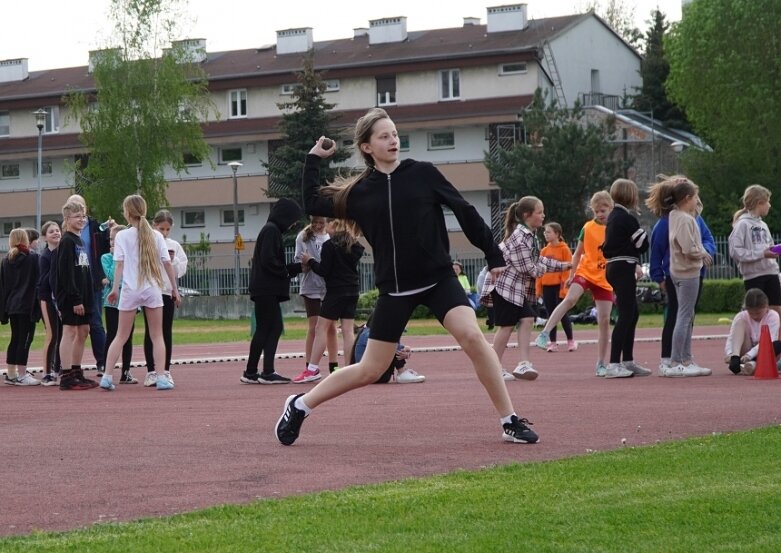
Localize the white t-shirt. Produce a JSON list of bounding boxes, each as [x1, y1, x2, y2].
[[113, 227, 170, 294], [724, 309, 780, 360]]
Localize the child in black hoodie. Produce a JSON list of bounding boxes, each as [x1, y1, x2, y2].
[[275, 107, 539, 446], [293, 218, 365, 383], [241, 198, 303, 384]]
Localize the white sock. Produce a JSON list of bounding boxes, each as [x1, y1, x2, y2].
[[307, 363, 319, 373], [294, 396, 312, 415], [500, 413, 516, 425], [661, 358, 671, 366]]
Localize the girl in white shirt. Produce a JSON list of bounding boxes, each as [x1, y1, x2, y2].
[[724, 288, 781, 375], [100, 195, 180, 391]]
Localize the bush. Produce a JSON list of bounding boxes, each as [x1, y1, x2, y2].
[[698, 279, 745, 313]]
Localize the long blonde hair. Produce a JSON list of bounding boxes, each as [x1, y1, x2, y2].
[[320, 107, 389, 219], [123, 195, 163, 287], [7, 228, 29, 261], [733, 184, 771, 224]]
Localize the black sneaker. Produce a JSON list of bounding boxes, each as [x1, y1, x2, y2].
[[502, 415, 539, 444], [276, 394, 307, 445], [240, 371, 262, 384], [75, 367, 99, 389], [259, 372, 291, 384], [59, 370, 97, 390]]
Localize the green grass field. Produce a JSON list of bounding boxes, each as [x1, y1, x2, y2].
[[3, 427, 779, 551]]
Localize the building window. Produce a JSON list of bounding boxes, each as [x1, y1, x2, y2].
[[440, 69, 460, 100], [499, 62, 527, 75], [221, 209, 245, 226], [376, 76, 396, 106], [325, 79, 340, 92], [1, 163, 20, 179], [0, 111, 9, 136], [280, 83, 298, 95], [219, 147, 242, 164], [428, 131, 455, 150], [399, 134, 410, 151], [182, 152, 202, 166], [182, 210, 205, 228], [44, 106, 59, 134], [229, 89, 247, 118], [2, 221, 22, 236], [32, 160, 53, 177]]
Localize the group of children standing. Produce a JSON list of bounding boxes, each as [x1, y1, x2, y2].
[[1, 194, 186, 391]]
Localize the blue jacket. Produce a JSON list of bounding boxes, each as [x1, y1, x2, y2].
[[649, 215, 716, 282]]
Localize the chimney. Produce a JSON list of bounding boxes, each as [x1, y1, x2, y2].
[[170, 38, 207, 63], [88, 48, 122, 73], [487, 4, 528, 33], [354, 27, 369, 38], [368, 17, 407, 45], [463, 17, 480, 26], [0, 58, 29, 83], [276, 28, 314, 55]]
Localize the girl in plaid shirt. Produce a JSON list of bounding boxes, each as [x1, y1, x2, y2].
[[482, 197, 571, 381]]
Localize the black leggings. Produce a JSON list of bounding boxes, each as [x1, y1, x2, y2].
[[661, 275, 704, 359], [104, 307, 134, 373], [7, 314, 35, 366], [247, 296, 283, 375], [44, 300, 62, 373], [541, 285, 573, 342], [606, 261, 638, 363], [143, 294, 175, 372]]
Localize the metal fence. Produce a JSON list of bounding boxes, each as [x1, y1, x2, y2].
[[179, 237, 750, 296]]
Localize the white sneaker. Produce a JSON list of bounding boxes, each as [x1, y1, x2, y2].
[[657, 362, 671, 376], [16, 373, 41, 386], [604, 363, 633, 378], [686, 361, 711, 376], [660, 364, 701, 377], [623, 361, 652, 376], [164, 371, 175, 385], [396, 369, 425, 383], [741, 361, 757, 376], [143, 372, 158, 387], [513, 361, 539, 380], [501, 368, 515, 381]]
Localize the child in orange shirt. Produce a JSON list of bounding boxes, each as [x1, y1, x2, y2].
[[535, 222, 575, 352]]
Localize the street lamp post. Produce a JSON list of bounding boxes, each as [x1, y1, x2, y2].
[[33, 109, 47, 232], [228, 161, 243, 295]]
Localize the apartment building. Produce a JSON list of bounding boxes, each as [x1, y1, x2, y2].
[[0, 4, 641, 259]]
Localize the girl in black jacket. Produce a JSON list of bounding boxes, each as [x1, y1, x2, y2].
[[241, 198, 303, 385], [275, 107, 538, 446], [293, 219, 365, 383], [38, 221, 63, 385], [0, 228, 41, 385]]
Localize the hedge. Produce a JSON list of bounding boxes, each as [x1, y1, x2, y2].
[[357, 278, 747, 319]]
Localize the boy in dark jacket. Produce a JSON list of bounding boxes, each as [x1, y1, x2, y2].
[[56, 201, 99, 390], [241, 198, 303, 384]]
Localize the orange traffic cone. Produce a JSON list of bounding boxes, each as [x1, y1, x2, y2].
[[753, 324, 779, 380]]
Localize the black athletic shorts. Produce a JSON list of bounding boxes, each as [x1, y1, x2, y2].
[[744, 274, 781, 306], [301, 295, 322, 318], [369, 276, 471, 343], [319, 294, 359, 321], [491, 290, 536, 327]]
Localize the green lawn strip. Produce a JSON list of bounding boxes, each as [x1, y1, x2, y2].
[[5, 427, 779, 552]]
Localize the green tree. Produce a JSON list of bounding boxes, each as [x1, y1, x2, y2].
[[633, 10, 689, 131], [66, 0, 215, 220], [484, 90, 624, 238], [666, 0, 781, 232], [265, 51, 350, 205]]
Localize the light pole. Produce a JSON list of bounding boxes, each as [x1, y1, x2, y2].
[[33, 108, 46, 231], [228, 161, 243, 295]]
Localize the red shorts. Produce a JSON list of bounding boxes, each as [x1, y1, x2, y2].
[[571, 275, 613, 302]]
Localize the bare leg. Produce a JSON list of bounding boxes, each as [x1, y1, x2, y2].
[[41, 300, 54, 374], [103, 310, 137, 378], [307, 316, 336, 367], [143, 307, 166, 375], [516, 317, 533, 362], [326, 322, 338, 366], [492, 326, 514, 362], [542, 284, 584, 334], [341, 318, 355, 365], [60, 324, 89, 368], [595, 300, 612, 364], [304, 315, 317, 363]]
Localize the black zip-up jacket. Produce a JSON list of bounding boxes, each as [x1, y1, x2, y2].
[[84, 216, 110, 288], [0, 250, 41, 323], [303, 155, 503, 294], [307, 237, 364, 296], [602, 204, 649, 264], [38, 247, 55, 302], [248, 198, 303, 301], [56, 231, 95, 314]]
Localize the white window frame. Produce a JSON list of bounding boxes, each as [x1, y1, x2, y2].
[[324, 79, 340, 92], [1, 163, 20, 179], [2, 221, 23, 236], [376, 76, 397, 106], [0, 111, 9, 136], [32, 160, 53, 177], [219, 147, 243, 164], [228, 89, 247, 119], [399, 134, 410, 151], [499, 62, 527, 75], [182, 210, 206, 228], [428, 131, 455, 150], [440, 69, 461, 101], [44, 106, 59, 134], [280, 83, 298, 95], [221, 209, 245, 226]]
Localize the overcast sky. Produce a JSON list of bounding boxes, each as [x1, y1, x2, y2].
[[2, 1, 683, 71]]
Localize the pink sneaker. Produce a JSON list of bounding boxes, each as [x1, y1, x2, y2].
[[567, 340, 578, 352], [546, 343, 559, 352], [293, 368, 321, 384]]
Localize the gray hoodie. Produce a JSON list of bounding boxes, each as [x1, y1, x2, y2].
[[728, 212, 779, 281]]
